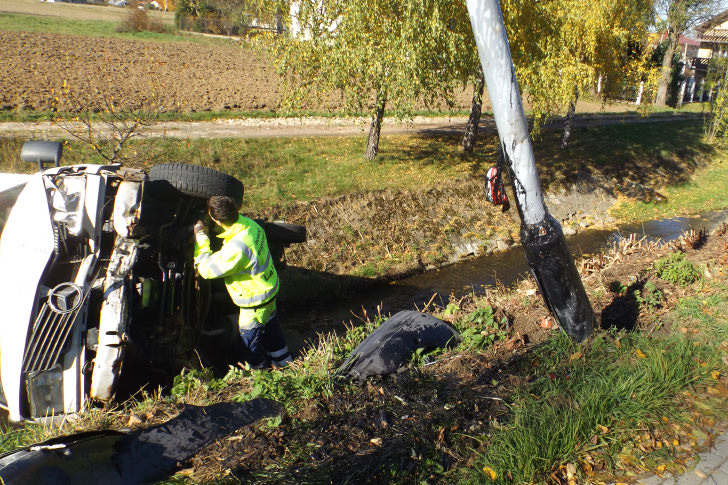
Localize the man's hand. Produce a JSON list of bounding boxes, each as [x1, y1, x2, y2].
[[193, 219, 206, 237]]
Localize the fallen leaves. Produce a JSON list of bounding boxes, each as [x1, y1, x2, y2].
[[540, 316, 556, 329], [482, 465, 497, 480], [127, 414, 142, 426]]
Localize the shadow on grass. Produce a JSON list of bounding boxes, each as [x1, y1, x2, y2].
[[601, 280, 644, 331], [375, 133, 497, 177], [400, 118, 714, 194], [533, 120, 713, 193]]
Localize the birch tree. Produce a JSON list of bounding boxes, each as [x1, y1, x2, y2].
[[501, 0, 655, 146], [265, 0, 475, 160]]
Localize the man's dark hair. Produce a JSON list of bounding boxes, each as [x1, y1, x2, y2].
[[208, 196, 239, 225]]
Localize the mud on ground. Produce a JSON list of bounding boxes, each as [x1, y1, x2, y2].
[[165, 221, 728, 483]]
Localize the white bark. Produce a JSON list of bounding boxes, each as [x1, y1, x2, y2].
[[636, 81, 644, 105]]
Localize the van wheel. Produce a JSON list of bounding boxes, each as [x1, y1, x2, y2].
[[149, 163, 244, 207]]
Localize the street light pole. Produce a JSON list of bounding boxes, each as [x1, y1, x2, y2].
[[466, 0, 594, 341]]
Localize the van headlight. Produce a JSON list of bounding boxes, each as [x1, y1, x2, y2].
[[26, 365, 64, 418]]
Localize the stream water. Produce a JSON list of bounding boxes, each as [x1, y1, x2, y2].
[[282, 210, 728, 352]]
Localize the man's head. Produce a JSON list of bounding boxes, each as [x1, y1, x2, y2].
[[207, 195, 239, 226]]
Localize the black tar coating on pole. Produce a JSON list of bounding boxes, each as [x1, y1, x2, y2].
[[337, 310, 462, 381], [499, 143, 594, 342], [0, 398, 282, 485], [520, 214, 595, 342]]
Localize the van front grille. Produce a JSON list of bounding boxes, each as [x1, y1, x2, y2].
[[22, 299, 82, 374]]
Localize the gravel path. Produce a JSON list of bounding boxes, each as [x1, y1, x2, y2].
[[0, 112, 704, 140]]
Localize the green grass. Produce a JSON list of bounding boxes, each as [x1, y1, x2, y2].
[[137, 135, 487, 209], [462, 295, 728, 484], [532, 119, 715, 192], [0, 134, 490, 210], [610, 149, 728, 222], [649, 101, 711, 114], [0, 119, 717, 213], [0, 108, 473, 123], [0, 423, 51, 454], [0, 13, 229, 46]]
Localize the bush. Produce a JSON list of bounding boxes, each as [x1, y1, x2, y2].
[[117, 5, 169, 33], [654, 252, 702, 287]]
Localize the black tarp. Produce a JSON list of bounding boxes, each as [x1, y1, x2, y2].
[[0, 398, 282, 485], [338, 310, 461, 381]]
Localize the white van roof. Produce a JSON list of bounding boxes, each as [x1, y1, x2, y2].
[[0, 174, 32, 193]]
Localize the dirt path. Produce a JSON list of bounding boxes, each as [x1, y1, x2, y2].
[[0, 112, 704, 139]]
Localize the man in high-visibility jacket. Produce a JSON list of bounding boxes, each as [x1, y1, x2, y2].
[[193, 195, 292, 368]]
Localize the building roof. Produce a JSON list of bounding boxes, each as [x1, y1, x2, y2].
[[651, 32, 701, 47], [696, 9, 728, 43], [680, 35, 701, 47], [696, 10, 728, 33]]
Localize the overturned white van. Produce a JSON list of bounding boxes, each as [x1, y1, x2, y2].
[[0, 141, 304, 422]]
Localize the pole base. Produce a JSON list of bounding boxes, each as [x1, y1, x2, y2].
[[520, 214, 594, 342]]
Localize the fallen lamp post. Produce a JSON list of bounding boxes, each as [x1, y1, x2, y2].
[[466, 0, 594, 341]]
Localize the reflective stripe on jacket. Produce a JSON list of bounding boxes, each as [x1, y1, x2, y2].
[[194, 215, 279, 311]]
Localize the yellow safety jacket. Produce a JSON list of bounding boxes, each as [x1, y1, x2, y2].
[[194, 215, 279, 328]]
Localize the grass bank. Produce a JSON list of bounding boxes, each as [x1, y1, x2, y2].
[[0, 119, 716, 213], [611, 149, 728, 222], [0, 108, 472, 124]]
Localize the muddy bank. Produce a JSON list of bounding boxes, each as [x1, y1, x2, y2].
[[263, 176, 619, 304]]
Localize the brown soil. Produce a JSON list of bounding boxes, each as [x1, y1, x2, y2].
[[0, 27, 646, 117], [0, 30, 474, 114], [163, 227, 727, 484], [0, 31, 280, 113]]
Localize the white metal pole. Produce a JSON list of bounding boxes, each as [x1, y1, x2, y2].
[[466, 0, 594, 341], [465, 0, 545, 226]]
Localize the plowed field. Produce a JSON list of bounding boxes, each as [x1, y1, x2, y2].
[[0, 30, 474, 114], [0, 30, 279, 112]]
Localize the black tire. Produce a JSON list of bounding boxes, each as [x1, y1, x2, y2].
[[149, 163, 244, 207], [258, 221, 307, 244]]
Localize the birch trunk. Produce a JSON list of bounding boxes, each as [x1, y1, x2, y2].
[[365, 91, 386, 160], [462, 71, 485, 154]]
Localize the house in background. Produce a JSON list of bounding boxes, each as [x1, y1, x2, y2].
[[676, 35, 701, 103], [690, 10, 728, 102], [696, 10, 728, 59], [643, 33, 701, 105]]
